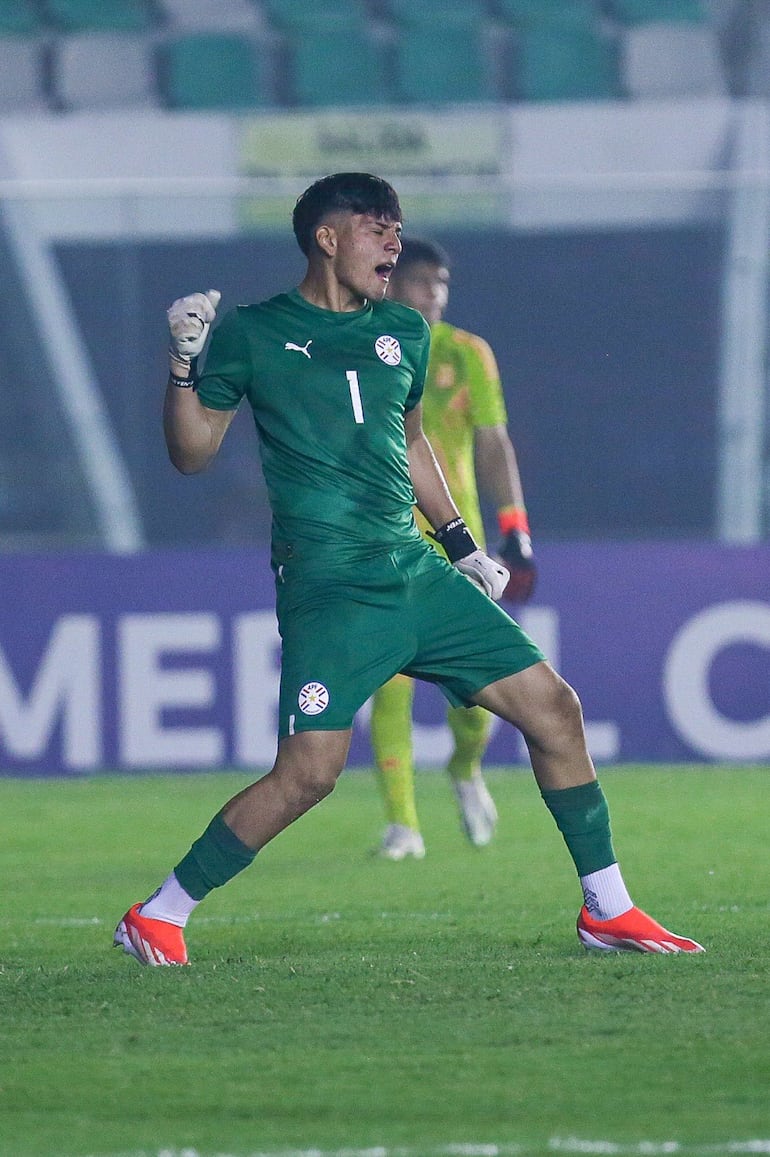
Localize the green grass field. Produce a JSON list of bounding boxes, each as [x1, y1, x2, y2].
[[1, 765, 769, 1157]]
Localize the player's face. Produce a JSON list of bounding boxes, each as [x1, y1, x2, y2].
[[388, 261, 449, 324], [332, 213, 403, 302]]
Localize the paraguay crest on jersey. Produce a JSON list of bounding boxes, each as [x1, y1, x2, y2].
[[298, 681, 329, 715], [374, 335, 401, 366]]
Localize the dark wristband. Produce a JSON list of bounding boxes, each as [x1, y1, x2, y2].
[[430, 516, 478, 563], [169, 356, 198, 390]]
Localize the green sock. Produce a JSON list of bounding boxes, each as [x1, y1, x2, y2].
[[174, 812, 256, 901], [540, 780, 616, 877]]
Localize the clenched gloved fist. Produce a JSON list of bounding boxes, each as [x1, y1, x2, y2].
[[431, 517, 510, 602], [456, 549, 510, 601], [167, 289, 221, 369], [496, 528, 537, 603]]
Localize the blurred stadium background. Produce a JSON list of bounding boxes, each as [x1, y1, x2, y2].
[[0, 0, 768, 775]]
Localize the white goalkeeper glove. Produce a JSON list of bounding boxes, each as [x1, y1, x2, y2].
[[167, 289, 221, 373], [430, 517, 510, 602], [456, 549, 510, 601]]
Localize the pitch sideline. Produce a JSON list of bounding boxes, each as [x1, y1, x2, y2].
[[84, 1138, 770, 1157]]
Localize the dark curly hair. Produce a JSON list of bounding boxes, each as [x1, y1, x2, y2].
[[292, 172, 402, 256]]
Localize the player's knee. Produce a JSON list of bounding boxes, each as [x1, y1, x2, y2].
[[511, 667, 585, 757], [291, 761, 341, 807], [539, 672, 585, 748], [555, 676, 584, 732]]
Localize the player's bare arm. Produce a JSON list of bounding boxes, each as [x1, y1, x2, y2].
[[474, 424, 526, 509], [474, 423, 537, 602], [405, 406, 509, 600], [163, 389, 235, 475], [163, 288, 236, 474], [404, 404, 459, 530]]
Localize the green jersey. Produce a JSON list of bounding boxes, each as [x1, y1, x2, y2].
[[197, 289, 430, 561], [417, 320, 508, 549]]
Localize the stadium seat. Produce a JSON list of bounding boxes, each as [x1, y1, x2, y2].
[[0, 0, 43, 35], [263, 0, 367, 32], [387, 0, 489, 27], [51, 33, 158, 109], [288, 26, 390, 106], [163, 34, 268, 109], [388, 0, 495, 103], [43, 0, 155, 32], [0, 37, 48, 110], [157, 0, 264, 34], [394, 23, 495, 103], [516, 26, 619, 101], [497, 0, 599, 32], [621, 22, 727, 96], [609, 0, 708, 22]]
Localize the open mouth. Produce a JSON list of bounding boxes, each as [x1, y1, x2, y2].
[[376, 262, 395, 280]]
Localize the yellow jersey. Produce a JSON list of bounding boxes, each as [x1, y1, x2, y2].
[[417, 320, 508, 550]]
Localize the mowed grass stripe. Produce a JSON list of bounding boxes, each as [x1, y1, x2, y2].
[[1, 766, 768, 1157]]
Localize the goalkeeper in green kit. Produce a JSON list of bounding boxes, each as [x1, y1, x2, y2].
[[114, 172, 704, 964], [372, 237, 536, 861]]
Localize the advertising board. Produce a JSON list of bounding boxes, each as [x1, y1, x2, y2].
[[1, 543, 767, 775]]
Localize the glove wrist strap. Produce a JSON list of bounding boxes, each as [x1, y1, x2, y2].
[[430, 516, 478, 563], [169, 354, 198, 390], [498, 505, 530, 535]]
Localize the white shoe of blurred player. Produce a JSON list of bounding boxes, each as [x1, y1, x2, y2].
[[452, 775, 498, 847], [379, 824, 426, 861]]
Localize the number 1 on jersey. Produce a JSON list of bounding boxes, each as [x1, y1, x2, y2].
[[346, 370, 365, 424]]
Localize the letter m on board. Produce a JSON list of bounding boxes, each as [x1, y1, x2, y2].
[[0, 615, 101, 770]]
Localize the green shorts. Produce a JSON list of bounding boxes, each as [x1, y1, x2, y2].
[[274, 538, 544, 737]]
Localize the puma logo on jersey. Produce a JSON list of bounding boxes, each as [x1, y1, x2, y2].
[[285, 339, 312, 359]]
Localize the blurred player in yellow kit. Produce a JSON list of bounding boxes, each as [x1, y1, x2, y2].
[[372, 239, 537, 860]]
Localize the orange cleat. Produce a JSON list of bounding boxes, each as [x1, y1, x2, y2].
[[113, 903, 189, 966], [577, 904, 705, 954]]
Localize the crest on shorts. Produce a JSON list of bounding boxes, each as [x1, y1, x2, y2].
[[298, 681, 329, 715], [375, 335, 401, 366]]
